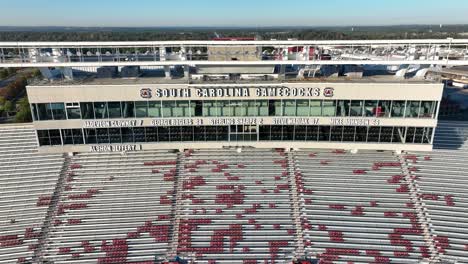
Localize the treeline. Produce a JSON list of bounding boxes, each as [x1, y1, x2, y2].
[[0, 69, 40, 123], [0, 27, 464, 41]]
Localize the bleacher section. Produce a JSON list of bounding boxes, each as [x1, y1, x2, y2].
[[176, 149, 298, 263], [1, 121, 468, 263], [0, 125, 64, 264], [43, 151, 178, 263], [294, 150, 432, 264], [403, 121, 468, 264]]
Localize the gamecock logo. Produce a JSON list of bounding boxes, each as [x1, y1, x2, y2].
[[323, 87, 334, 97], [140, 88, 152, 99]]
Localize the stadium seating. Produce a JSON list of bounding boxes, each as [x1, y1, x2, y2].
[[0, 125, 64, 264], [402, 121, 468, 263], [175, 149, 298, 263], [294, 149, 431, 263], [1, 121, 468, 264], [43, 150, 178, 263]]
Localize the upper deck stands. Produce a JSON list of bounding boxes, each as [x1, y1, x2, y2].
[[28, 74, 437, 87], [1, 39, 468, 67]]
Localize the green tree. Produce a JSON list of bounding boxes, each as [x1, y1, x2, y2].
[[15, 97, 32, 123], [3, 100, 14, 112]]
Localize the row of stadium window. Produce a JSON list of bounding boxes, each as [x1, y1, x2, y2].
[[36, 125, 433, 146], [31, 99, 438, 121]]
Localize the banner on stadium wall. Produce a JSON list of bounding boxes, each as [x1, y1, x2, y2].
[[140, 87, 334, 99]]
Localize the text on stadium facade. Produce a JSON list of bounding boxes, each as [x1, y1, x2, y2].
[[144, 87, 333, 99], [90, 144, 142, 152]]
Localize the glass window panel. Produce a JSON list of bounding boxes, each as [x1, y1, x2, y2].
[[148, 101, 161, 118], [268, 100, 276, 116], [367, 127, 381, 142], [50, 103, 66, 120], [158, 127, 170, 142], [37, 130, 51, 146], [62, 129, 74, 145], [419, 101, 435, 118], [330, 126, 344, 141], [232, 100, 247, 116], [259, 126, 271, 141], [336, 100, 349, 117], [31, 104, 39, 121], [162, 101, 173, 117], [405, 101, 420, 118], [93, 102, 108, 119], [49, 130, 62, 145], [219, 101, 231, 117], [134, 128, 146, 143], [177, 101, 190, 117], [342, 126, 356, 142], [391, 101, 405, 117], [296, 100, 310, 116], [306, 126, 319, 141], [194, 126, 206, 141], [259, 100, 269, 116], [392, 127, 405, 143], [364, 100, 378, 117], [81, 102, 94, 119], [319, 126, 331, 141], [294, 126, 307, 141], [355, 126, 368, 142], [145, 127, 158, 142], [38, 103, 53, 120], [377, 100, 391, 117], [271, 126, 283, 141], [193, 101, 203, 117], [405, 127, 416, 143], [217, 126, 229, 141], [84, 129, 97, 144], [310, 100, 322, 116], [72, 129, 84, 144], [414, 127, 425, 144], [283, 100, 296, 116], [322, 101, 336, 117], [380, 127, 393, 143], [274, 100, 282, 116], [169, 126, 182, 141], [108, 102, 122, 118], [423, 127, 433, 144], [247, 100, 259, 116], [189, 101, 196, 117], [283, 126, 294, 141], [109, 128, 121, 143], [96, 128, 110, 144], [181, 126, 193, 141], [122, 102, 135, 118], [66, 105, 81, 119], [135, 101, 148, 118], [350, 100, 363, 117], [206, 126, 218, 141], [121, 128, 134, 143]]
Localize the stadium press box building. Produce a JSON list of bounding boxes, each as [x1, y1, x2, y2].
[[0, 39, 457, 153]]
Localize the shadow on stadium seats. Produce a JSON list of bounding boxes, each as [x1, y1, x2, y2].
[[433, 122, 467, 150]]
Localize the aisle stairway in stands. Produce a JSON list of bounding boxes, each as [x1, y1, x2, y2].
[[33, 153, 70, 263]]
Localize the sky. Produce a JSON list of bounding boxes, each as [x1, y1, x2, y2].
[[0, 0, 467, 27]]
